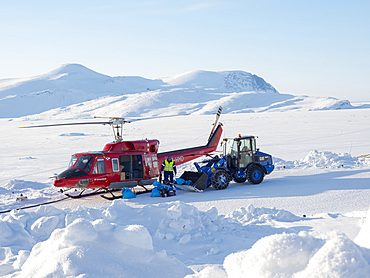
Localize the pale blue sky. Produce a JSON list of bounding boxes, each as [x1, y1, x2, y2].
[[1, 0, 369, 101]]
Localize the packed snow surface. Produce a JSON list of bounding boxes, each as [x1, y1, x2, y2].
[[0, 98, 370, 276]]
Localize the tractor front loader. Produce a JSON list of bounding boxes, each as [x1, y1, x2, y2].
[[178, 134, 274, 191]]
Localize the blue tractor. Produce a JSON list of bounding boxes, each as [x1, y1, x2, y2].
[[180, 135, 274, 190]]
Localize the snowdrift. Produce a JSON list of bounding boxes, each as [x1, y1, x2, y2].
[[355, 206, 370, 249], [274, 150, 370, 169], [210, 204, 370, 278], [1, 201, 369, 277], [220, 231, 370, 278]]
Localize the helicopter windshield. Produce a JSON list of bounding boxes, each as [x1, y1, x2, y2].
[[70, 155, 94, 173], [68, 155, 79, 168]]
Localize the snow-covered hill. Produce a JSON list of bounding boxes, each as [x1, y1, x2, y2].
[[0, 64, 353, 118]]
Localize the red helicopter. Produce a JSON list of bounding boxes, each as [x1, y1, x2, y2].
[[20, 107, 223, 199]]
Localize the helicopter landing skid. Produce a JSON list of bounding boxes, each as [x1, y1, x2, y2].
[[64, 188, 117, 199], [100, 186, 152, 200]]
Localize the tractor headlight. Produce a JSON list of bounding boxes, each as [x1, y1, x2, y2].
[[259, 155, 270, 161]]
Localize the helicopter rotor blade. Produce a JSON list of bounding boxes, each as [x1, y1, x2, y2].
[[130, 114, 188, 122], [94, 114, 188, 123], [19, 114, 189, 129], [18, 121, 112, 128]]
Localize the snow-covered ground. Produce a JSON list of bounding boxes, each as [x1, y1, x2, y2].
[[0, 108, 370, 277]]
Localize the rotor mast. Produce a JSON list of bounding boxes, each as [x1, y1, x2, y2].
[[94, 117, 129, 143], [112, 124, 123, 142]]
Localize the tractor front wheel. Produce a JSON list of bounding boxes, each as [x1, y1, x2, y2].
[[247, 164, 264, 184], [211, 169, 231, 190]]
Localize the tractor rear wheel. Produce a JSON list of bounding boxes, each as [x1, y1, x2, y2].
[[211, 169, 231, 190], [247, 164, 264, 184]]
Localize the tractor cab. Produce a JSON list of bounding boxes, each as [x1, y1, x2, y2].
[[223, 135, 257, 169]]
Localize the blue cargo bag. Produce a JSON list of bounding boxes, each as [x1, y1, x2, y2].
[[122, 188, 136, 199], [151, 187, 162, 197]]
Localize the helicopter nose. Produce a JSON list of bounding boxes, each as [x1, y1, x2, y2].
[[54, 179, 64, 187]]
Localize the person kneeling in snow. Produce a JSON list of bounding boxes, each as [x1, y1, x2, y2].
[[161, 155, 177, 183]]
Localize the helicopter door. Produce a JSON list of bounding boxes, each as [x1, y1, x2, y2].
[[119, 155, 144, 180], [90, 157, 109, 187]]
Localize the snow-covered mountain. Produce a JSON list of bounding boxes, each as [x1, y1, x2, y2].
[[162, 70, 278, 93], [0, 63, 353, 118]]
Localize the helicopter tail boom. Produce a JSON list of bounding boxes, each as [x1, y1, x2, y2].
[[157, 123, 223, 166]]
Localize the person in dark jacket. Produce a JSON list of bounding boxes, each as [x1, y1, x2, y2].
[[161, 155, 177, 183]]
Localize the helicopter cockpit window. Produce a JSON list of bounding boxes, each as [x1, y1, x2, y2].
[[68, 155, 79, 168], [92, 158, 105, 174], [73, 155, 94, 173]]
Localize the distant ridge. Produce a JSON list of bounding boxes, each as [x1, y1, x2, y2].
[[163, 70, 278, 94], [0, 63, 353, 118]]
